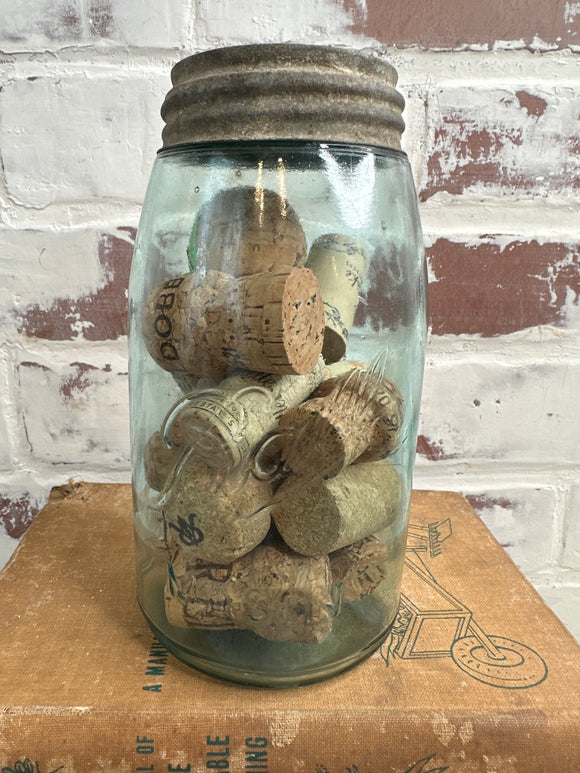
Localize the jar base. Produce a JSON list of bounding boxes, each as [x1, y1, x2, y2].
[[140, 602, 396, 688]]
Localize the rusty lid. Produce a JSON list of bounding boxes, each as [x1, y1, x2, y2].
[[161, 44, 405, 151]]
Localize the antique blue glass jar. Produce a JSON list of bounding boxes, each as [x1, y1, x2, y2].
[[129, 44, 427, 686]]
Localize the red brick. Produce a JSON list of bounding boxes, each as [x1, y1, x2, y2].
[[427, 238, 580, 336], [15, 228, 134, 341], [416, 434, 459, 461], [421, 87, 579, 200], [343, 0, 578, 50], [0, 493, 40, 540]]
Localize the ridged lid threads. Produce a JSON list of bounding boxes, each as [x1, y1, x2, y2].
[[161, 44, 405, 151]]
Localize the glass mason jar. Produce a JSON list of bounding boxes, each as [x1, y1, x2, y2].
[[129, 44, 427, 686]]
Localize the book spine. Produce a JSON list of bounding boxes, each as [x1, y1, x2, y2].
[[1, 709, 578, 773]]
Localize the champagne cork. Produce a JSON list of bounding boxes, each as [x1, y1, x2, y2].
[[165, 543, 335, 644], [305, 233, 366, 363], [141, 270, 230, 377], [142, 267, 324, 379], [144, 430, 185, 491], [271, 461, 403, 557], [231, 266, 324, 375], [165, 356, 328, 472], [277, 365, 404, 480], [190, 186, 307, 275], [330, 536, 390, 602], [161, 455, 272, 564]]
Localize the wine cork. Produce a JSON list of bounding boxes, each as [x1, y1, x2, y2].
[[190, 186, 307, 275], [144, 430, 185, 491], [330, 536, 390, 602], [353, 544, 407, 630], [165, 543, 335, 643], [271, 461, 403, 557], [165, 356, 327, 472], [165, 558, 235, 630], [161, 455, 272, 564], [229, 543, 334, 643], [277, 365, 404, 480], [305, 233, 366, 363], [142, 267, 324, 379]]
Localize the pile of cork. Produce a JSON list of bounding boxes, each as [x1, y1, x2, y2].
[[142, 186, 404, 644]]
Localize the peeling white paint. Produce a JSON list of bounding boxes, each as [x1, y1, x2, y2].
[[564, 2, 580, 23]]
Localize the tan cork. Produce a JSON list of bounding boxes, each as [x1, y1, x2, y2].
[[194, 186, 307, 276], [165, 542, 335, 643], [165, 557, 236, 630], [353, 544, 407, 630], [142, 267, 324, 379], [233, 266, 325, 374], [143, 430, 185, 492], [277, 364, 404, 480], [141, 271, 231, 377], [163, 356, 327, 472], [330, 536, 391, 602], [305, 233, 366, 363], [161, 454, 272, 564], [272, 460, 403, 557], [229, 543, 334, 643]]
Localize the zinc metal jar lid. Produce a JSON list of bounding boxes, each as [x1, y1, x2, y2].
[[161, 43, 405, 151]]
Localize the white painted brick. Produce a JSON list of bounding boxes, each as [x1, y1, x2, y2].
[[0, 228, 101, 320], [534, 584, 580, 643], [0, 70, 167, 207], [194, 0, 359, 48], [17, 350, 130, 466], [465, 488, 558, 575], [562, 486, 580, 570], [0, 0, 188, 51], [0, 226, 133, 342], [0, 475, 51, 569], [0, 357, 14, 471], [419, 358, 580, 465], [0, 532, 17, 572], [400, 90, 428, 190]]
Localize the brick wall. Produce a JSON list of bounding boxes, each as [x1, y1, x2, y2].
[[0, 0, 578, 640]]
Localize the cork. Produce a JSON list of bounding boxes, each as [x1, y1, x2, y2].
[[231, 266, 325, 375], [161, 454, 272, 564], [142, 267, 324, 379], [190, 186, 307, 275], [165, 558, 235, 630], [141, 270, 230, 377], [229, 543, 334, 643], [330, 536, 391, 603], [305, 233, 366, 363], [271, 460, 403, 557], [165, 542, 335, 643], [353, 543, 407, 629], [277, 364, 404, 480], [164, 356, 327, 472], [143, 430, 185, 492]]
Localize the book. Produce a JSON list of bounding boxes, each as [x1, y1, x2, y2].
[[1, 482, 578, 773]]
